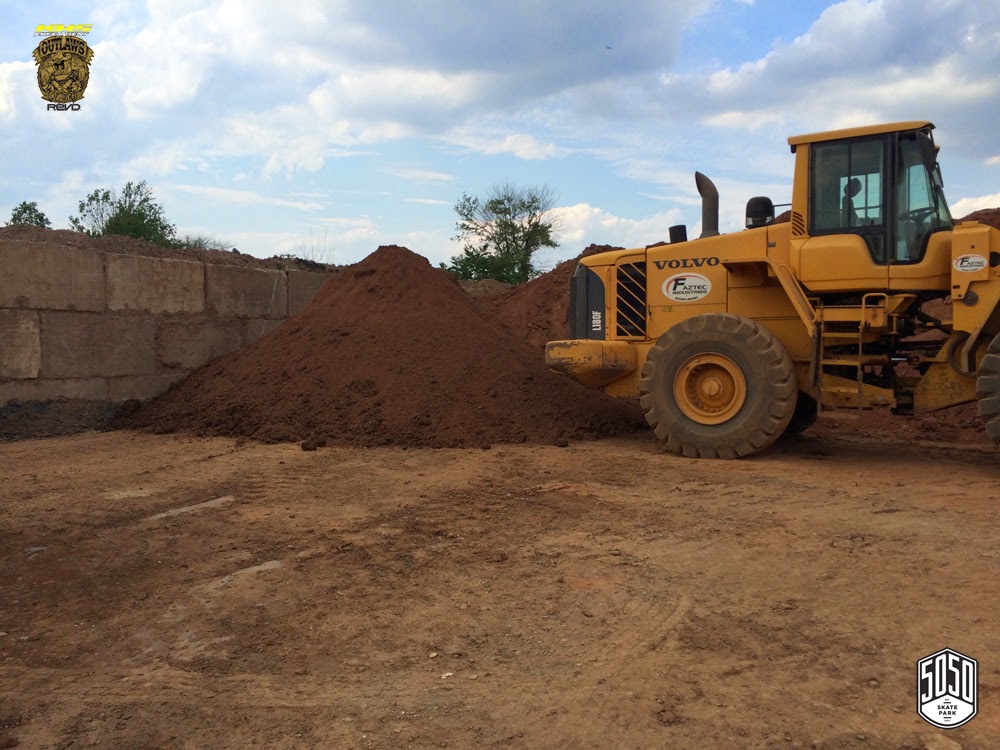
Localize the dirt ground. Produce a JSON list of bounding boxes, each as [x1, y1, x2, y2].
[[2, 423, 999, 750]]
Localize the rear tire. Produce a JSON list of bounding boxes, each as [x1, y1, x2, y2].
[[976, 333, 1000, 446], [639, 313, 798, 458]]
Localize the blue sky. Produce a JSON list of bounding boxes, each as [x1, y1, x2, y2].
[[1, 0, 998, 270]]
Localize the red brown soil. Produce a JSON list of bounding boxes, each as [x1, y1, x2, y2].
[[959, 207, 1000, 230], [0, 225, 336, 272], [125, 246, 643, 446], [480, 245, 623, 350]]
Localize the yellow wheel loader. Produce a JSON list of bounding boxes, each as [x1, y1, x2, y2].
[[545, 121, 1000, 458]]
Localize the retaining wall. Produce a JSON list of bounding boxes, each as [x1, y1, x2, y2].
[[0, 239, 335, 405]]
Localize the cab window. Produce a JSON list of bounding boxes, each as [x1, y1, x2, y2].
[[811, 137, 887, 263], [895, 133, 953, 263]]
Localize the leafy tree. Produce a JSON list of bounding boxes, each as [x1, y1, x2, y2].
[[174, 233, 233, 252], [69, 188, 116, 236], [70, 180, 176, 245], [443, 182, 558, 284], [5, 201, 51, 228]]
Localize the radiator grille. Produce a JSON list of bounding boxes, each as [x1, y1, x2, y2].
[[615, 262, 647, 338]]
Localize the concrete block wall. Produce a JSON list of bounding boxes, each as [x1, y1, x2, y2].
[[0, 239, 335, 405]]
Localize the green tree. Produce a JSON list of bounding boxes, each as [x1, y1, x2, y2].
[[443, 182, 558, 284], [5, 201, 51, 228], [69, 180, 176, 245]]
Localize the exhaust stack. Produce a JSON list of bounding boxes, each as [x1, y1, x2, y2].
[[695, 171, 720, 239]]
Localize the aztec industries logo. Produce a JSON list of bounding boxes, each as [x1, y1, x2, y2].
[[662, 272, 712, 303], [917, 648, 978, 729], [32, 25, 94, 109]]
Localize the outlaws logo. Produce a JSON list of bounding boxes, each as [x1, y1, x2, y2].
[[32, 35, 94, 104], [916, 648, 978, 729]]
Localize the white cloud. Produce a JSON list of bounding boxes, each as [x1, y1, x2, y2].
[[447, 130, 568, 160], [2, 0, 998, 264], [121, 140, 207, 177], [608, 0, 996, 167], [404, 198, 452, 206], [951, 193, 1000, 217], [171, 184, 325, 211], [544, 202, 684, 257], [0, 61, 33, 121], [385, 167, 455, 183]]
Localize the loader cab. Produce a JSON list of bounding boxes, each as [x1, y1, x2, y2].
[[788, 121, 953, 294]]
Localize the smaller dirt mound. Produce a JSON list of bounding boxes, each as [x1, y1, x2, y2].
[[125, 246, 644, 446], [958, 208, 1000, 230], [483, 245, 623, 350]]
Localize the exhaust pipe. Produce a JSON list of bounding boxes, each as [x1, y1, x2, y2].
[[695, 171, 720, 239]]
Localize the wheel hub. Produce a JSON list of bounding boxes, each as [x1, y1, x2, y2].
[[673, 354, 747, 425]]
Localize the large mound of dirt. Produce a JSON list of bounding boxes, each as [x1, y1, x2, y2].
[[125, 246, 643, 446]]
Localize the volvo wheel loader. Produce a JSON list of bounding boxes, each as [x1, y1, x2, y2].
[[545, 121, 1000, 458]]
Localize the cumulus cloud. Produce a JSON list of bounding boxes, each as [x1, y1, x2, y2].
[[650, 0, 1000, 158], [447, 130, 568, 160], [951, 193, 1000, 217], [384, 167, 455, 184], [2, 0, 997, 262], [171, 184, 325, 211], [538, 202, 684, 264], [404, 198, 452, 206]]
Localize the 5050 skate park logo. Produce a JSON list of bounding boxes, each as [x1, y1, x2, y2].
[[916, 648, 978, 729]]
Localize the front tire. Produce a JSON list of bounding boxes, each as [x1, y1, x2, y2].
[[638, 313, 797, 459]]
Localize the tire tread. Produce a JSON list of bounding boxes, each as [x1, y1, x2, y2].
[[638, 313, 797, 459]]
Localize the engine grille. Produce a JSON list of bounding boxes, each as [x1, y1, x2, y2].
[[615, 262, 647, 338]]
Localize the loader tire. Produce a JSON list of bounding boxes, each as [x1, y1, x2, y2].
[[976, 332, 1000, 446], [780, 392, 818, 439], [638, 313, 797, 459]]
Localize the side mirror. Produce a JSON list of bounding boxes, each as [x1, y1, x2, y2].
[[746, 196, 774, 228]]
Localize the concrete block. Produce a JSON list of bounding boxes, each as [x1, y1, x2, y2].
[[108, 372, 186, 401], [0, 309, 42, 379], [245, 318, 284, 344], [206, 264, 288, 319], [0, 240, 105, 311], [0, 377, 108, 403], [157, 319, 243, 370], [288, 270, 335, 315], [107, 255, 204, 314], [41, 312, 156, 378]]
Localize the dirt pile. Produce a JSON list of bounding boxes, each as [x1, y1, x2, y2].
[[125, 246, 644, 446], [0, 225, 337, 272], [481, 245, 623, 350], [959, 208, 1000, 230]]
